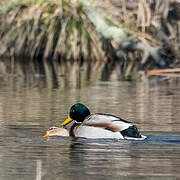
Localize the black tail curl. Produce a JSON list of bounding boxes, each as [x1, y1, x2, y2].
[[121, 125, 142, 138]]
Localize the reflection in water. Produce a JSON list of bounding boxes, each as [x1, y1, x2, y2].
[[0, 73, 180, 179], [0, 59, 124, 89], [36, 160, 42, 180], [69, 137, 180, 178], [33, 136, 180, 179]]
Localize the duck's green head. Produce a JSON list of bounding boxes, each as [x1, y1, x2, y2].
[[61, 103, 90, 126]]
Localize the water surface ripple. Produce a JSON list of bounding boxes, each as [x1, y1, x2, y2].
[[0, 78, 180, 179]]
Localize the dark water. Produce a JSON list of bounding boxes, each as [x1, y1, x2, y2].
[[0, 76, 180, 179]]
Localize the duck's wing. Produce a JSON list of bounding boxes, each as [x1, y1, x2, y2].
[[44, 127, 69, 137], [53, 128, 69, 136], [83, 114, 132, 131], [82, 114, 143, 139], [48, 126, 59, 131]]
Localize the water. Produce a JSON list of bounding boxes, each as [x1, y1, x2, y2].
[[0, 76, 180, 179]]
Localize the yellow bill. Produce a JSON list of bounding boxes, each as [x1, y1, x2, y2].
[[42, 131, 50, 137], [61, 115, 73, 126]]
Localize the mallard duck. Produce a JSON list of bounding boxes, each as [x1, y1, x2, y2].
[[42, 126, 69, 137], [61, 103, 146, 140]]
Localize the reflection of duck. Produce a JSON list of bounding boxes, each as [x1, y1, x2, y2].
[[42, 127, 69, 137], [61, 103, 146, 140]]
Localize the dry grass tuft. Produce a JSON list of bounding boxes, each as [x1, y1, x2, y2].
[[0, 0, 105, 61]]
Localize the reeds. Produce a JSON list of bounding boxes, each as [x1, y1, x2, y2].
[[0, 0, 105, 61]]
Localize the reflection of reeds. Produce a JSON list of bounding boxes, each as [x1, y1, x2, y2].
[[36, 160, 42, 180], [0, 0, 105, 61], [0, 58, 125, 88]]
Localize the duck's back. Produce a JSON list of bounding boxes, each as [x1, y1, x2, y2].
[[84, 113, 132, 131]]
